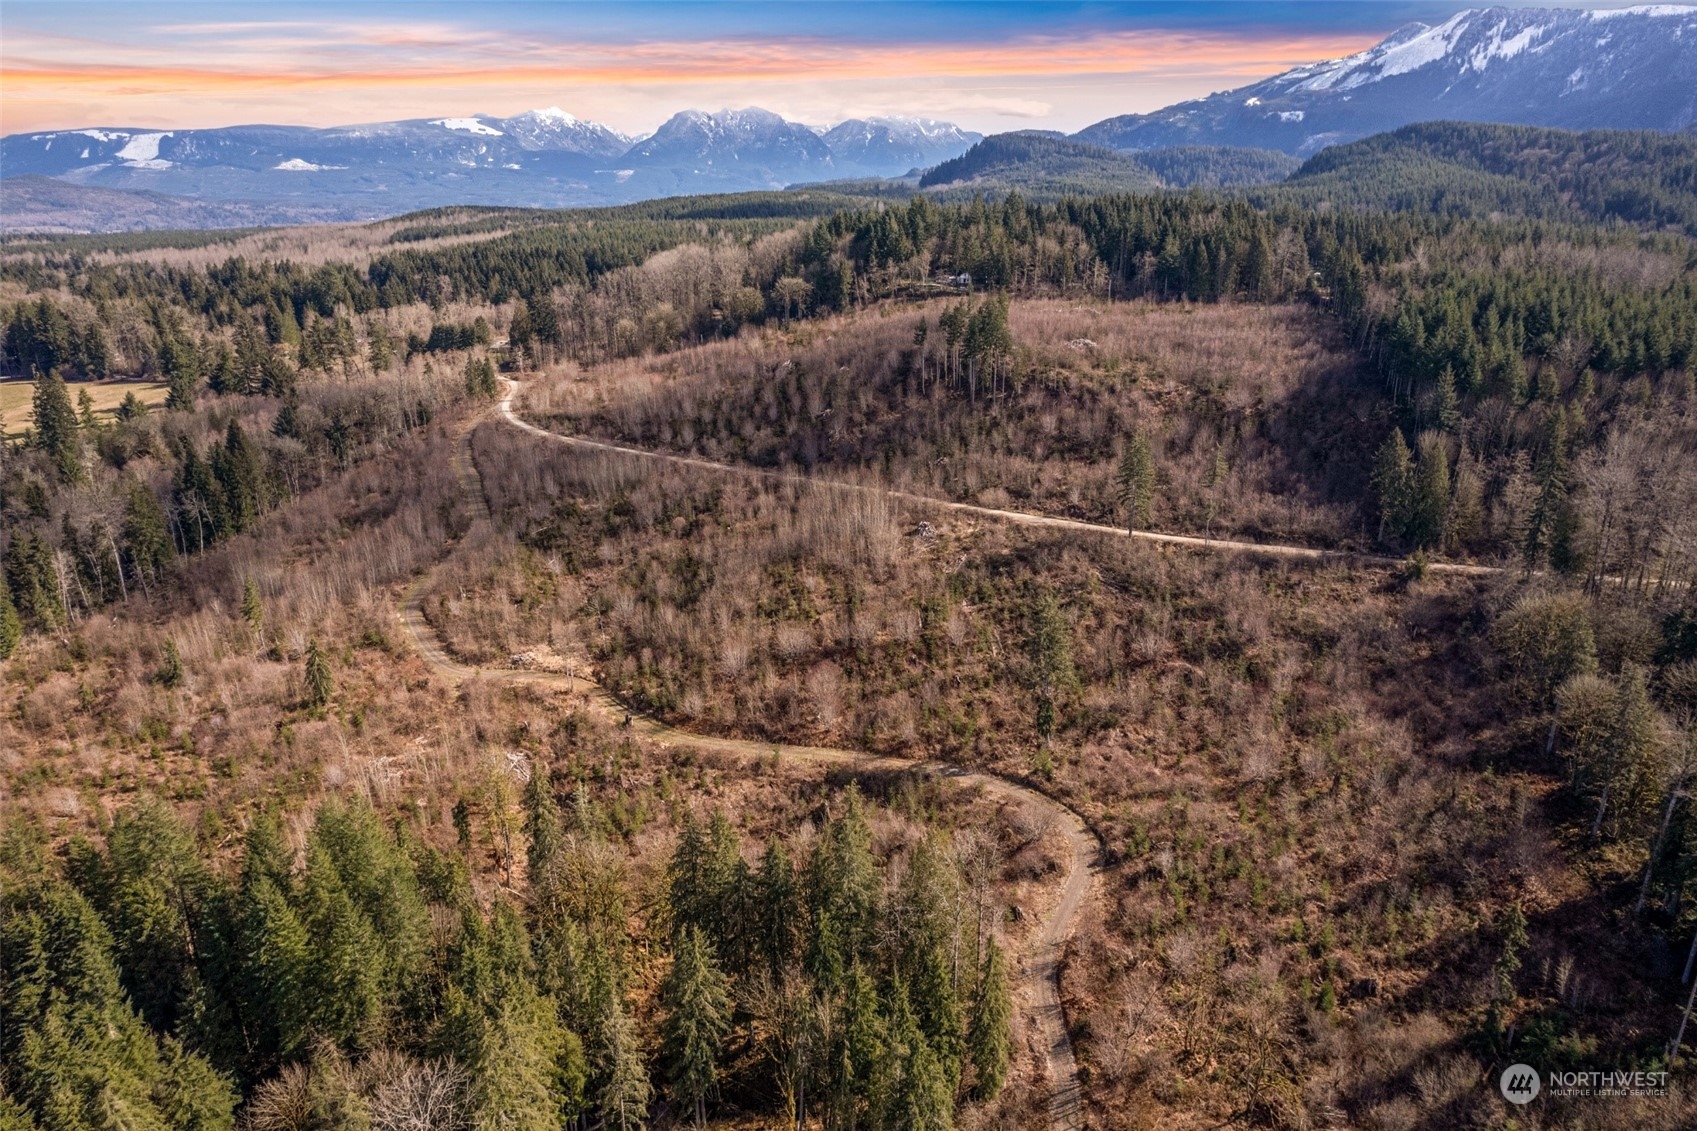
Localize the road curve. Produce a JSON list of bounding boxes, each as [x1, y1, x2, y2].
[[404, 408, 1097, 1129], [496, 380, 1501, 578]]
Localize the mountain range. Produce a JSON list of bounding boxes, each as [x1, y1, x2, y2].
[[1077, 4, 1697, 155], [0, 108, 979, 227], [3, 5, 1693, 231]]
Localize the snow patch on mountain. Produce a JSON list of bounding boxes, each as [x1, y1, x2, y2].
[[1589, 5, 1693, 19], [115, 132, 172, 169], [431, 118, 503, 136], [274, 158, 345, 172], [1467, 22, 1545, 71]]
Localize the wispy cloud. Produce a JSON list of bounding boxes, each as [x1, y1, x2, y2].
[[1, 4, 1387, 134]]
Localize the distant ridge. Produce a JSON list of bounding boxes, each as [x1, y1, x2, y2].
[[0, 107, 981, 226]]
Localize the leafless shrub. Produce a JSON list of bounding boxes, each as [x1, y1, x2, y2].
[[367, 1057, 473, 1131]]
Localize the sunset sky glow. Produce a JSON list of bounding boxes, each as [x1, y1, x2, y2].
[[0, 1, 1647, 136]]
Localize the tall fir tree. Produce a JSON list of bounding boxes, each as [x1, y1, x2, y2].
[[1371, 429, 1414, 545], [966, 938, 1011, 1101], [3, 532, 65, 631], [31, 368, 81, 480], [240, 576, 264, 636], [1408, 435, 1451, 549], [661, 926, 732, 1128], [124, 482, 174, 590], [304, 639, 334, 708], [595, 990, 653, 1131], [0, 575, 21, 659], [297, 844, 384, 1049], [1116, 430, 1156, 532]]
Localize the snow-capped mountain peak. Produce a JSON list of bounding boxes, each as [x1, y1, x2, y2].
[[497, 108, 629, 155], [822, 116, 983, 173], [527, 107, 578, 125]]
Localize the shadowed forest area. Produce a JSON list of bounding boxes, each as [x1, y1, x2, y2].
[[4, 122, 1697, 1129]]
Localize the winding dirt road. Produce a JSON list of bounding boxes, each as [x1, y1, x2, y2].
[[403, 402, 1098, 1129], [496, 381, 1501, 578]]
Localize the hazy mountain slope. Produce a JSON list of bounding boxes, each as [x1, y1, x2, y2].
[[0, 175, 364, 233], [1076, 5, 1697, 155]]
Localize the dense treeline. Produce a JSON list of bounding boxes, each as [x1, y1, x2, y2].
[[1130, 145, 1299, 189], [2, 782, 1012, 1130]]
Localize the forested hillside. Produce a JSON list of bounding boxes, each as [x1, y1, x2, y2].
[[918, 134, 1161, 197], [1279, 122, 1697, 233], [5, 146, 1697, 1128]]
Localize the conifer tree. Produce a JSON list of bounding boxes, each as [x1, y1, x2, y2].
[[1434, 365, 1461, 431], [3, 532, 65, 631], [595, 991, 652, 1131], [298, 843, 384, 1048], [662, 926, 732, 1128], [821, 964, 884, 1131], [806, 788, 879, 989], [1028, 592, 1077, 744], [1408, 435, 1450, 549], [911, 943, 963, 1093], [211, 421, 268, 537], [876, 981, 953, 1131], [164, 337, 201, 411], [159, 640, 185, 688], [241, 576, 264, 636], [467, 982, 570, 1131], [754, 838, 799, 976], [1372, 429, 1414, 545], [1524, 411, 1571, 571], [69, 798, 219, 1043], [116, 389, 149, 420], [304, 639, 333, 708], [464, 356, 498, 399], [1116, 430, 1156, 531], [667, 809, 745, 955], [125, 482, 174, 589], [31, 368, 80, 480], [966, 938, 1011, 1101], [237, 867, 313, 1071], [1, 878, 239, 1131], [0, 575, 21, 659], [310, 800, 429, 1002], [523, 762, 563, 890], [367, 321, 394, 373]]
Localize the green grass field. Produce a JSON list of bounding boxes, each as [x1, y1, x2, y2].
[[1, 378, 171, 442]]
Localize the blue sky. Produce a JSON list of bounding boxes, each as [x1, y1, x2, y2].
[[2, 2, 1679, 135]]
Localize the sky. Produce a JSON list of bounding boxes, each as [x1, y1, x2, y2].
[[0, 1, 1676, 137]]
